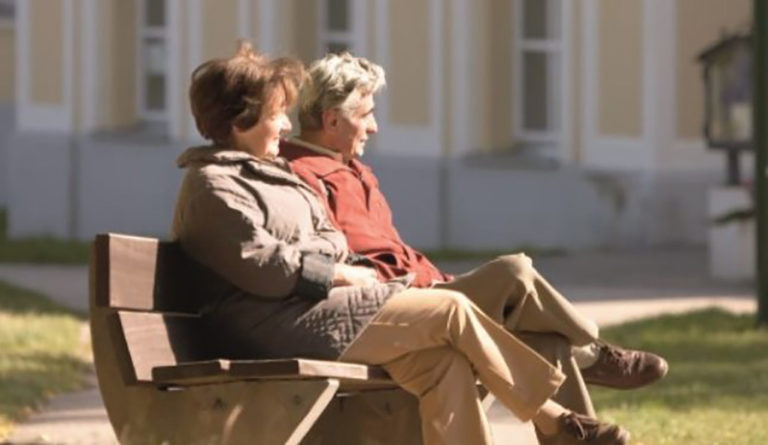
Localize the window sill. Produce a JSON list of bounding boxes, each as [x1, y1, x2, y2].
[[88, 121, 172, 146], [461, 146, 562, 171]]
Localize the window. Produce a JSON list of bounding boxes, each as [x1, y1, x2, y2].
[[319, 0, 351, 55], [514, 0, 563, 155], [137, 0, 167, 121], [0, 0, 14, 27]]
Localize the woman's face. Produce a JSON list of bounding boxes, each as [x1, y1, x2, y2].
[[233, 93, 292, 159]]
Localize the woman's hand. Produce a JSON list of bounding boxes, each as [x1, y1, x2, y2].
[[333, 264, 380, 287]]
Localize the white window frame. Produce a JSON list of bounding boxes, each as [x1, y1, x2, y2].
[[512, 0, 571, 159], [317, 0, 367, 57], [136, 0, 169, 122]]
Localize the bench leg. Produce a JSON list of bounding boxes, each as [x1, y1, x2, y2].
[[109, 379, 339, 445]]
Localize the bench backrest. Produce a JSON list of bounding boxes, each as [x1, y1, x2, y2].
[[91, 233, 218, 384]]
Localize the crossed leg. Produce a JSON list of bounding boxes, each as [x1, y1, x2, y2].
[[342, 288, 568, 445]]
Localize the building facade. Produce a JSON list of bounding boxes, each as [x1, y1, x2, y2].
[[0, 0, 754, 250]]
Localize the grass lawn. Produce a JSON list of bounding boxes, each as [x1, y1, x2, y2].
[[0, 280, 91, 440], [592, 308, 768, 445], [0, 209, 90, 264]]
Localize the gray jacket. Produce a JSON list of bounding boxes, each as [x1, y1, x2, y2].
[[172, 146, 404, 359]]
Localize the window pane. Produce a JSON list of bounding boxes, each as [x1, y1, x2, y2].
[[327, 0, 348, 32], [145, 74, 166, 111], [0, 0, 15, 19], [143, 38, 166, 75], [523, 52, 548, 131], [327, 41, 348, 55], [145, 0, 165, 27], [522, 0, 546, 39], [523, 0, 560, 39]]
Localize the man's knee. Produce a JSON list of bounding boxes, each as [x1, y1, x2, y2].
[[492, 253, 536, 291], [496, 253, 534, 274]]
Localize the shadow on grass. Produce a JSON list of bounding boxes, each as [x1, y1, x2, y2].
[[0, 280, 86, 320], [592, 308, 768, 411], [0, 352, 92, 422]]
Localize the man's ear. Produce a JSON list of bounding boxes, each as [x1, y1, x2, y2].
[[322, 109, 339, 132]]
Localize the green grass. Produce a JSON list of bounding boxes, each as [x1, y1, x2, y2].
[[0, 209, 90, 264], [592, 308, 768, 445], [0, 280, 90, 440]]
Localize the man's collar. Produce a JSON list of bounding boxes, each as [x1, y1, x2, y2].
[[288, 137, 344, 161]]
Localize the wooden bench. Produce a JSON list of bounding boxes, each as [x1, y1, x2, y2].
[[90, 233, 532, 444]]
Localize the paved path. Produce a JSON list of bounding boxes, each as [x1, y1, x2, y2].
[[0, 247, 757, 444]]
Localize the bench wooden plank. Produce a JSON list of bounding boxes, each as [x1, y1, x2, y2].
[[152, 358, 394, 390], [93, 233, 226, 314], [116, 310, 212, 383]]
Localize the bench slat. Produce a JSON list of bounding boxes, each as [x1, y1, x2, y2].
[[152, 358, 395, 391], [117, 311, 211, 383], [94, 233, 225, 314]]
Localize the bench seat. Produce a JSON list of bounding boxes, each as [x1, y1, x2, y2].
[[152, 358, 394, 391]]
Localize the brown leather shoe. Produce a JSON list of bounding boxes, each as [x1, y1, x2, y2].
[[581, 341, 669, 389], [555, 412, 630, 445]]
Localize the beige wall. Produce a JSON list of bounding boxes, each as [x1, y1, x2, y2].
[[0, 27, 15, 103], [485, 0, 514, 151], [101, 0, 137, 128], [29, 0, 63, 105], [441, 0, 452, 155], [203, 0, 239, 60], [291, 0, 318, 63], [571, 3, 583, 161], [388, 0, 429, 126], [462, 0, 515, 153], [597, 0, 643, 137], [676, 0, 751, 139]]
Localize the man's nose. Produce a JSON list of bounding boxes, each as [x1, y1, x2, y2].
[[368, 117, 378, 134]]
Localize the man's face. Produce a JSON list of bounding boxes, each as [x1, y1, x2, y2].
[[330, 93, 378, 161]]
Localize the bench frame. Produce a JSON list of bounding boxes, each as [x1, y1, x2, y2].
[[90, 233, 504, 444]]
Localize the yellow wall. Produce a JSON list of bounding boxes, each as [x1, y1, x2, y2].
[[597, 0, 643, 137], [101, 0, 137, 128], [676, 0, 751, 139], [485, 0, 514, 151], [29, 0, 63, 105], [441, 0, 452, 155], [291, 0, 317, 62], [571, 3, 583, 161], [0, 27, 15, 103], [203, 0, 239, 60], [388, 0, 429, 126]]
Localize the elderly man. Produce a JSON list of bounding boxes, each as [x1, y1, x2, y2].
[[281, 52, 667, 437]]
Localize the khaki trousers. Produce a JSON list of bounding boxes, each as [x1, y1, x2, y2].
[[341, 288, 566, 445], [436, 254, 599, 418]]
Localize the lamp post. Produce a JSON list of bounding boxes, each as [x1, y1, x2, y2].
[[754, 0, 768, 327], [698, 33, 753, 185]]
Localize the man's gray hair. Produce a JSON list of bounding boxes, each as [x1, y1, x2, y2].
[[299, 52, 386, 131]]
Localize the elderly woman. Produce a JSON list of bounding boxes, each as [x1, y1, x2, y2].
[[171, 43, 629, 445]]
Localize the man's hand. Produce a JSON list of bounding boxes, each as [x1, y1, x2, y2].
[[333, 264, 380, 287]]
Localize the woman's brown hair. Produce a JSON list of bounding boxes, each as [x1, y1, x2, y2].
[[189, 41, 306, 146]]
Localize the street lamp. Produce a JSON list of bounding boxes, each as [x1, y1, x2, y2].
[[698, 32, 753, 186]]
